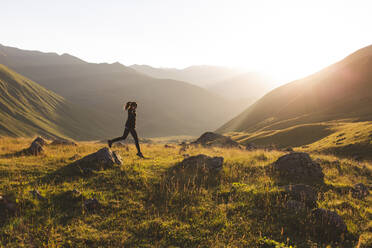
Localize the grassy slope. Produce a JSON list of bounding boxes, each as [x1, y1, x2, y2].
[[217, 45, 372, 158], [217, 45, 372, 134], [0, 138, 371, 247], [0, 64, 107, 140]]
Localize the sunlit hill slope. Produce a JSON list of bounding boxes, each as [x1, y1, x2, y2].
[[217, 45, 372, 158], [0, 64, 106, 140]]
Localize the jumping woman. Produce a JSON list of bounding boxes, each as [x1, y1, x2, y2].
[[108, 101, 144, 158]]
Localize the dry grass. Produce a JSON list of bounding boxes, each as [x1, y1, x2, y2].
[[0, 137, 371, 247]]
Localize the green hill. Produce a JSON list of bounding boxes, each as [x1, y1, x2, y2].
[[0, 64, 106, 140], [0, 44, 233, 138], [217, 45, 372, 155]]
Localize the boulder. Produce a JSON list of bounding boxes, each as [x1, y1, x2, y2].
[[167, 154, 224, 188], [32, 137, 48, 146], [27, 141, 44, 155], [311, 208, 347, 241], [283, 184, 317, 209], [68, 148, 122, 171], [271, 152, 324, 185], [178, 154, 224, 173], [351, 183, 369, 199], [22, 137, 47, 155], [50, 139, 77, 146], [191, 132, 240, 148]]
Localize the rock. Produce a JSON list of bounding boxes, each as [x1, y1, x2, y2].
[[68, 148, 122, 171], [178, 154, 224, 173], [164, 144, 175, 148], [272, 152, 324, 185], [112, 151, 122, 165], [29, 189, 45, 200], [191, 132, 240, 148], [351, 183, 369, 199], [245, 143, 257, 151], [283, 184, 317, 208], [84, 198, 100, 211], [50, 139, 77, 146], [27, 141, 45, 155], [23, 137, 47, 155], [32, 137, 48, 146], [285, 200, 307, 212], [167, 154, 224, 188], [311, 208, 347, 240], [0, 194, 17, 214]]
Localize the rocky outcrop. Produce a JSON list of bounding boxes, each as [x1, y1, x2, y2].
[[271, 152, 324, 185], [67, 148, 122, 171], [192, 132, 240, 148]]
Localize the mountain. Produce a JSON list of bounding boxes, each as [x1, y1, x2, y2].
[[0, 64, 107, 140], [207, 72, 274, 112], [130, 64, 242, 87], [217, 45, 372, 149], [0, 44, 232, 138]]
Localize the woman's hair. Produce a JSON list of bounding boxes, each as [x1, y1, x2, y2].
[[124, 101, 137, 110]]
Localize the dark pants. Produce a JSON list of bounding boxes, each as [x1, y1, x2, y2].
[[111, 127, 141, 153]]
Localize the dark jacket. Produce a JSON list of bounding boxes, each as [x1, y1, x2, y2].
[[125, 109, 136, 128]]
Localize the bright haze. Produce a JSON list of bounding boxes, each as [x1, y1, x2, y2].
[[1, 0, 372, 85]]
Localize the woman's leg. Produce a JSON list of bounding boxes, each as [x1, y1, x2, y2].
[[111, 128, 130, 144], [129, 128, 141, 154]]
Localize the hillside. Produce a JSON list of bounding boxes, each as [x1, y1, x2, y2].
[[130, 64, 241, 87], [217, 45, 372, 152], [0, 44, 233, 137], [207, 72, 274, 112], [0, 64, 107, 140], [0, 138, 371, 247]]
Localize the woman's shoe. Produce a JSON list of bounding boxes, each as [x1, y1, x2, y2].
[[136, 152, 145, 158]]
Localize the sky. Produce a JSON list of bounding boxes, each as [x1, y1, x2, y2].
[[1, 0, 372, 84]]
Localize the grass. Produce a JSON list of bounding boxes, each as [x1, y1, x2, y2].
[[0, 137, 371, 247], [227, 121, 372, 161]]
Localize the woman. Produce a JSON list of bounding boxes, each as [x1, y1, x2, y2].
[[108, 101, 144, 158]]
